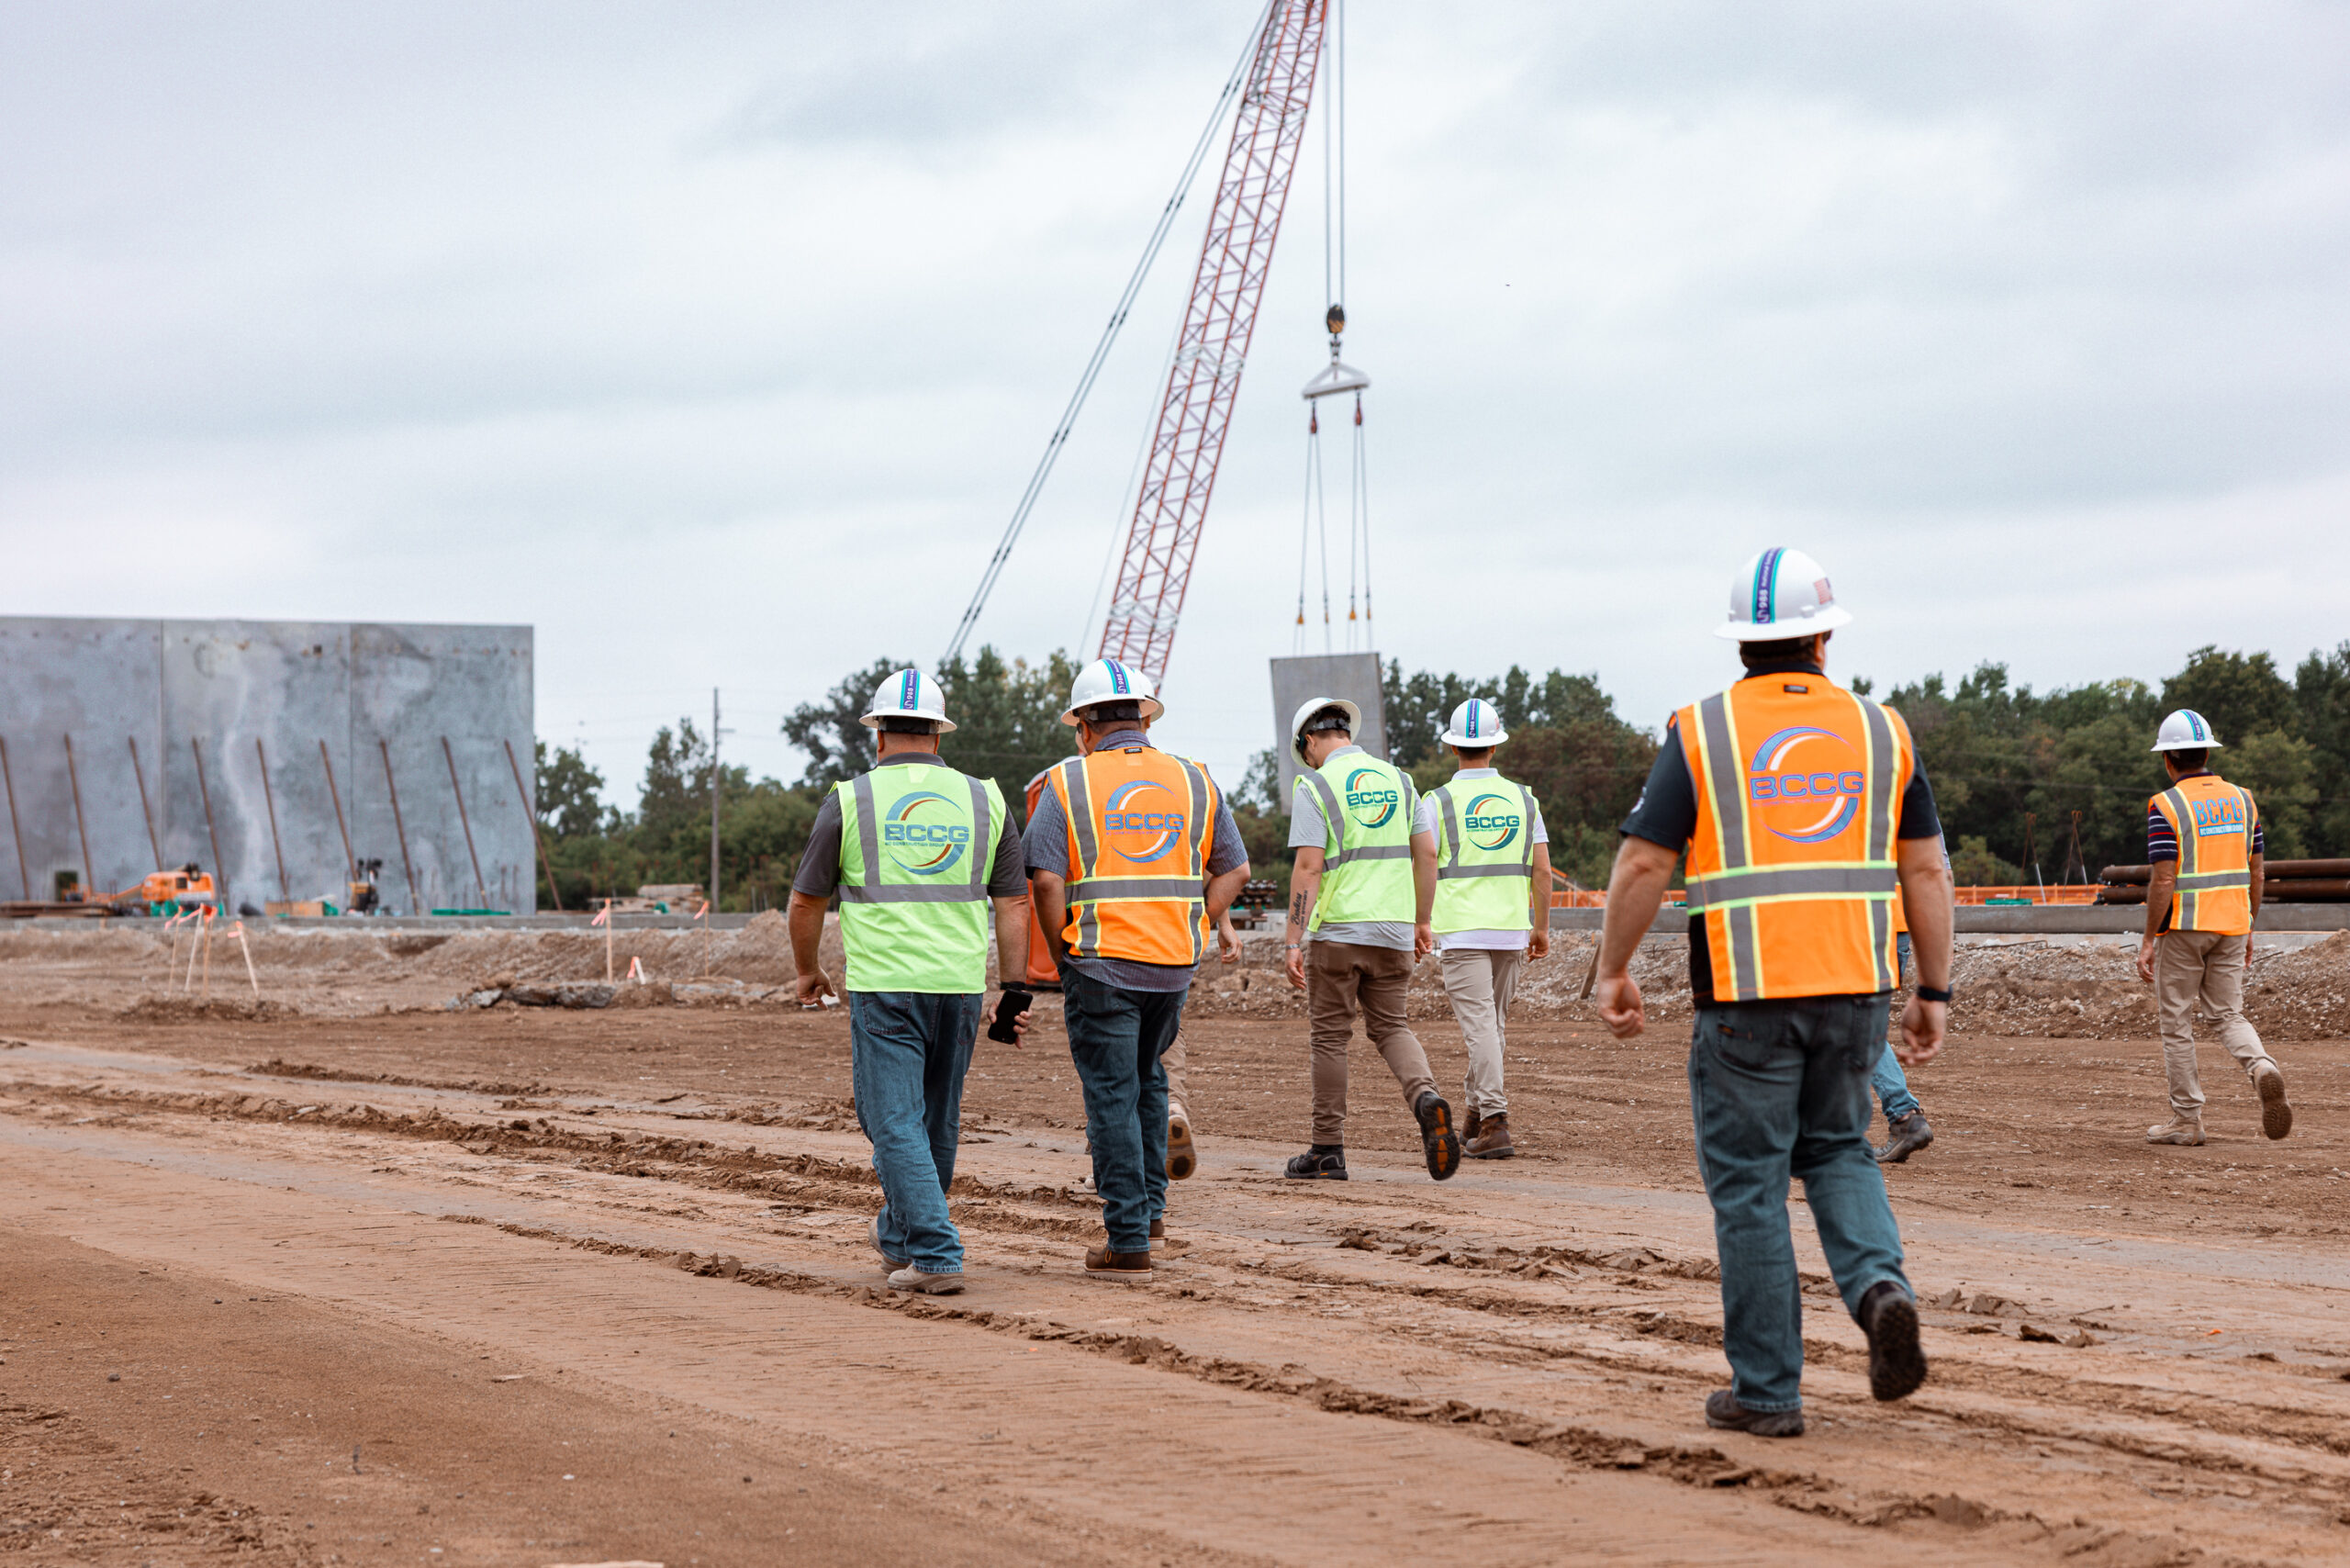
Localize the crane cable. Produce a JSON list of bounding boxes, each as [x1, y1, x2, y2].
[[941, 0, 1281, 668], [1298, 0, 1367, 655]]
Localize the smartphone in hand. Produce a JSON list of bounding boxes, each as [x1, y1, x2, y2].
[[987, 987, 1034, 1044]]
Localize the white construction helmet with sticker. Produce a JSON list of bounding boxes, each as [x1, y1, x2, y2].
[[1716, 546, 1853, 642]]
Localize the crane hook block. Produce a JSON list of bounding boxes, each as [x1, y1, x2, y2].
[[1325, 302, 1346, 336]]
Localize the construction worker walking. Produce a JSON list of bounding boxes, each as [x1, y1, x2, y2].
[[1411, 699, 1551, 1159], [1283, 697, 1461, 1182], [1025, 659, 1250, 1283], [1594, 547, 1951, 1438], [2137, 711, 2292, 1145], [788, 669, 1032, 1296]]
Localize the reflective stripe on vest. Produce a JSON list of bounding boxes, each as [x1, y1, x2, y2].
[[1428, 779, 1538, 934], [1052, 746, 1216, 967], [834, 765, 999, 992], [1680, 678, 1908, 1001], [1303, 755, 1416, 927], [2154, 776, 2255, 935]]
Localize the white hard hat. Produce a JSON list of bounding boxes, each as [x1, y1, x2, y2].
[[1438, 698, 1507, 749], [1060, 657, 1164, 727], [859, 667, 957, 733], [2151, 709, 2223, 752], [1290, 696, 1362, 760], [1715, 546, 1854, 641]]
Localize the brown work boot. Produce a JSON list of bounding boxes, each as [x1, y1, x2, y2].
[[2256, 1065, 2293, 1140], [2146, 1115, 2205, 1146], [1462, 1111, 1515, 1159], [1083, 1244, 1153, 1283], [1462, 1106, 1483, 1145]]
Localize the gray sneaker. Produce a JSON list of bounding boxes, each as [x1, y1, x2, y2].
[[888, 1265, 964, 1295], [1874, 1111, 1933, 1163]]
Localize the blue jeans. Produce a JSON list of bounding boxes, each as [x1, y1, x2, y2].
[[1872, 1045, 1919, 1123], [1875, 933, 1919, 1121], [1689, 995, 1910, 1413], [1061, 969, 1183, 1253], [850, 991, 983, 1274]]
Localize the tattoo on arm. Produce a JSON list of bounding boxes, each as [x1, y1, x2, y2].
[[1291, 892, 1306, 924]]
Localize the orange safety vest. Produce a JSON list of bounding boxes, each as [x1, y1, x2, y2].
[[2150, 774, 2257, 935], [1676, 673, 1914, 1001], [1047, 744, 1219, 967]]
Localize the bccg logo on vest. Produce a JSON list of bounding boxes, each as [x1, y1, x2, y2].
[[2191, 794, 2246, 837], [1343, 767, 1399, 829], [1747, 726, 1864, 844], [880, 791, 970, 875], [1102, 779, 1187, 864], [1463, 791, 1521, 851]]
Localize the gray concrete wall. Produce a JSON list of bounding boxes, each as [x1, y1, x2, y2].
[[1270, 652, 1391, 807], [0, 617, 533, 914]]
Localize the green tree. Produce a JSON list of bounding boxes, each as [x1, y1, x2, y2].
[[2162, 646, 2296, 748], [533, 741, 611, 840], [2293, 643, 2350, 852], [934, 645, 1082, 818], [783, 657, 903, 788], [2227, 730, 2319, 860]]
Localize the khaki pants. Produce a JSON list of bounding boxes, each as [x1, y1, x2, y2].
[[2156, 929, 2275, 1119], [1307, 940, 1437, 1145], [1440, 946, 1525, 1118], [1162, 1034, 1190, 1118]]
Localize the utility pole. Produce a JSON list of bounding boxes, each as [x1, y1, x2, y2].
[[709, 687, 722, 913]]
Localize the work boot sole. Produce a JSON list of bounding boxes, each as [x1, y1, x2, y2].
[[1167, 1110, 1197, 1181], [2259, 1069, 2293, 1140], [1865, 1293, 1928, 1403], [1417, 1097, 1461, 1182], [1084, 1263, 1154, 1284], [1464, 1140, 1515, 1159], [1284, 1166, 1348, 1181]]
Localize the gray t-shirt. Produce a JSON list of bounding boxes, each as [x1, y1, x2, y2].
[[792, 756, 1026, 901], [1024, 732, 1248, 992], [1288, 744, 1417, 952]]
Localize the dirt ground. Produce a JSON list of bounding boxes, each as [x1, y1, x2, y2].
[[4, 926, 2350, 1564]]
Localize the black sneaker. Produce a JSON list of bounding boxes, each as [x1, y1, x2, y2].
[[1873, 1110, 1934, 1163], [1415, 1092, 1461, 1182], [1703, 1390, 1805, 1438], [1858, 1282, 1927, 1402], [1284, 1147, 1348, 1181]]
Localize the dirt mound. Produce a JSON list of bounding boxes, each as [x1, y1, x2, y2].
[[1186, 928, 2350, 1041], [119, 995, 300, 1023]]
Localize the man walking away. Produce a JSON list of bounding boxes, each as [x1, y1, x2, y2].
[[2137, 710, 2291, 1146], [1594, 547, 1952, 1438], [789, 669, 1030, 1296], [1283, 698, 1460, 1182], [1411, 699, 1551, 1159], [1027, 659, 1250, 1283]]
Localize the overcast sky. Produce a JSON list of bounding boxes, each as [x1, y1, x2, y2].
[[5, 1, 2346, 807]]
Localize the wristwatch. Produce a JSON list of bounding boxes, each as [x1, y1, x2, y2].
[[1917, 984, 1953, 1003]]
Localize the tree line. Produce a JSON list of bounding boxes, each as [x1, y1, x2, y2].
[[529, 641, 2350, 910]]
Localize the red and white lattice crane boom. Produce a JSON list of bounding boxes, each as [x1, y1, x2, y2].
[[941, 0, 1334, 685], [1094, 0, 1328, 682]]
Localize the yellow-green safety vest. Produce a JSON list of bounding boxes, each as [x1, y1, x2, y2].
[[1427, 778, 1539, 934], [834, 763, 1005, 993], [1298, 753, 1416, 928]]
